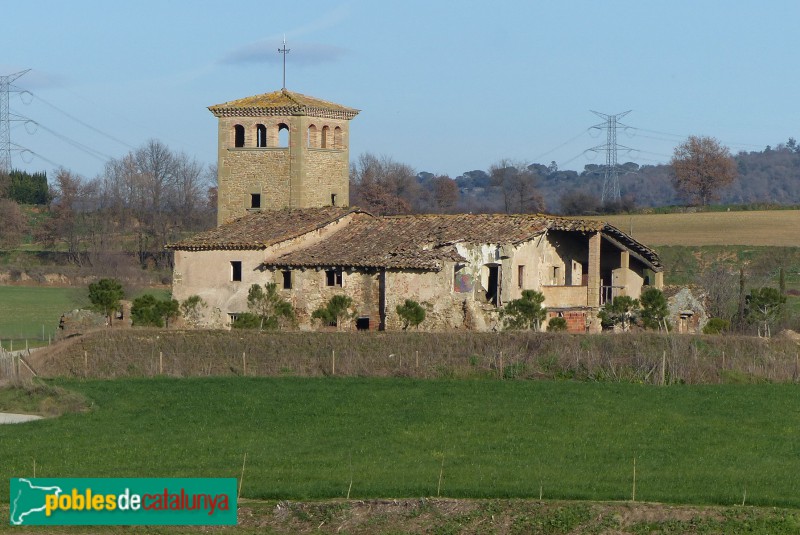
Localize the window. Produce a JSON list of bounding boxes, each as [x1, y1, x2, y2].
[[552, 266, 560, 284], [333, 126, 342, 148], [233, 125, 245, 148], [282, 270, 292, 290], [278, 123, 289, 147], [231, 261, 242, 282], [321, 125, 329, 148], [325, 268, 342, 287], [356, 317, 370, 330], [517, 265, 525, 289], [256, 124, 267, 147], [250, 193, 261, 209], [331, 193, 337, 206], [307, 124, 318, 148]]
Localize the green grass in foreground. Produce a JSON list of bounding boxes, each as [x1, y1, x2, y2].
[[0, 286, 87, 346], [2, 378, 800, 509]]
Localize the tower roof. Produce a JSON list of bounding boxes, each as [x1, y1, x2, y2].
[[208, 88, 359, 120]]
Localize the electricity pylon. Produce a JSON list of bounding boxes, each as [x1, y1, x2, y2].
[[0, 69, 30, 174], [588, 110, 633, 203]]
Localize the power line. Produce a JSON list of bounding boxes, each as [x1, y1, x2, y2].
[[531, 129, 590, 162], [29, 92, 136, 150]]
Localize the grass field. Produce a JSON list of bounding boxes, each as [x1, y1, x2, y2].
[[0, 286, 171, 349], [0, 287, 87, 348], [3, 377, 800, 509], [591, 210, 800, 246]]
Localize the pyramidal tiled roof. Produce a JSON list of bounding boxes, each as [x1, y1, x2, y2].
[[208, 88, 359, 119]]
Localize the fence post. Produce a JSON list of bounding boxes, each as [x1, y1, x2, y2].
[[159, 352, 163, 375], [332, 350, 335, 376], [242, 352, 247, 376]]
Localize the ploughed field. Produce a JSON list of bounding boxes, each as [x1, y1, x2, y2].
[[592, 209, 800, 246], [2, 377, 800, 509]]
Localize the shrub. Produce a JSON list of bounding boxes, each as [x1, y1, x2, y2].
[[180, 295, 207, 327], [547, 317, 568, 332], [599, 295, 639, 331], [131, 294, 180, 327], [745, 287, 786, 336], [703, 317, 730, 334], [312, 295, 353, 329], [396, 299, 426, 330], [231, 312, 262, 330], [501, 290, 546, 330], [245, 283, 295, 330]]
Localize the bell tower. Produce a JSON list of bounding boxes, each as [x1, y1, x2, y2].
[[209, 88, 359, 225]]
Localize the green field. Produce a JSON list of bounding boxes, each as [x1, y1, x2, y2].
[[0, 286, 171, 349], [0, 286, 88, 347], [3, 377, 800, 509]]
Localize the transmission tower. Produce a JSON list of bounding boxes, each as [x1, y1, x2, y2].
[[588, 110, 633, 203], [0, 69, 30, 174]]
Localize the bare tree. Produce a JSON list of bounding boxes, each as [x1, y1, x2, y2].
[[350, 153, 418, 214], [490, 160, 545, 213], [670, 136, 737, 206], [0, 199, 27, 249]]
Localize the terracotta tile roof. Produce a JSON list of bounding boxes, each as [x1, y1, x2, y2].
[[169, 209, 662, 271], [267, 213, 609, 271], [208, 88, 359, 119], [166, 207, 358, 251]]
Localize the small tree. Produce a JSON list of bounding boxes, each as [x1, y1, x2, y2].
[[599, 295, 640, 331], [396, 299, 426, 330], [312, 295, 354, 329], [547, 317, 568, 332], [180, 295, 207, 327], [745, 287, 786, 337], [246, 283, 294, 330], [639, 288, 669, 330], [501, 290, 546, 330], [88, 278, 124, 325]]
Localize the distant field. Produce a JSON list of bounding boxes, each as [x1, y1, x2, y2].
[[0, 286, 170, 349], [0, 286, 87, 346], [2, 377, 800, 509], [590, 210, 800, 246]]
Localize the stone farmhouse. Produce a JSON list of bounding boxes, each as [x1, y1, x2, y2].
[[168, 88, 664, 333]]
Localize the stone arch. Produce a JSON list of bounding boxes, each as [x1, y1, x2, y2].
[[333, 126, 343, 149], [321, 125, 330, 148], [278, 123, 289, 148], [307, 124, 319, 148], [233, 124, 245, 148], [256, 124, 267, 148]]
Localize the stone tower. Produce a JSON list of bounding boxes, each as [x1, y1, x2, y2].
[[209, 88, 359, 225]]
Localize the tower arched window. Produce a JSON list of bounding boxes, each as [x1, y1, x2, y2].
[[307, 124, 319, 148], [233, 124, 245, 148], [256, 124, 267, 147], [321, 125, 329, 148], [278, 123, 289, 148], [333, 126, 343, 149]]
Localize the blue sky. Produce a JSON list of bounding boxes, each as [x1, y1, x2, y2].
[[2, 1, 798, 180]]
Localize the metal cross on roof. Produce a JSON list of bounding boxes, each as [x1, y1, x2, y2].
[[278, 36, 290, 89]]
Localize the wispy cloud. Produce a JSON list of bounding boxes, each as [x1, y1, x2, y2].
[[219, 40, 348, 66], [0, 67, 66, 90]]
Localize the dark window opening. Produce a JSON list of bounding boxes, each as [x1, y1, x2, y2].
[[356, 317, 370, 330], [321, 125, 329, 148], [333, 126, 342, 148], [331, 193, 337, 206], [486, 265, 500, 306], [256, 124, 267, 147], [250, 193, 261, 209], [325, 268, 342, 287], [282, 270, 292, 290], [234, 125, 245, 147], [231, 261, 242, 282], [517, 265, 525, 289]]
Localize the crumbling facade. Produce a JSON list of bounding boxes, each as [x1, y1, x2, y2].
[[169, 87, 663, 332]]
